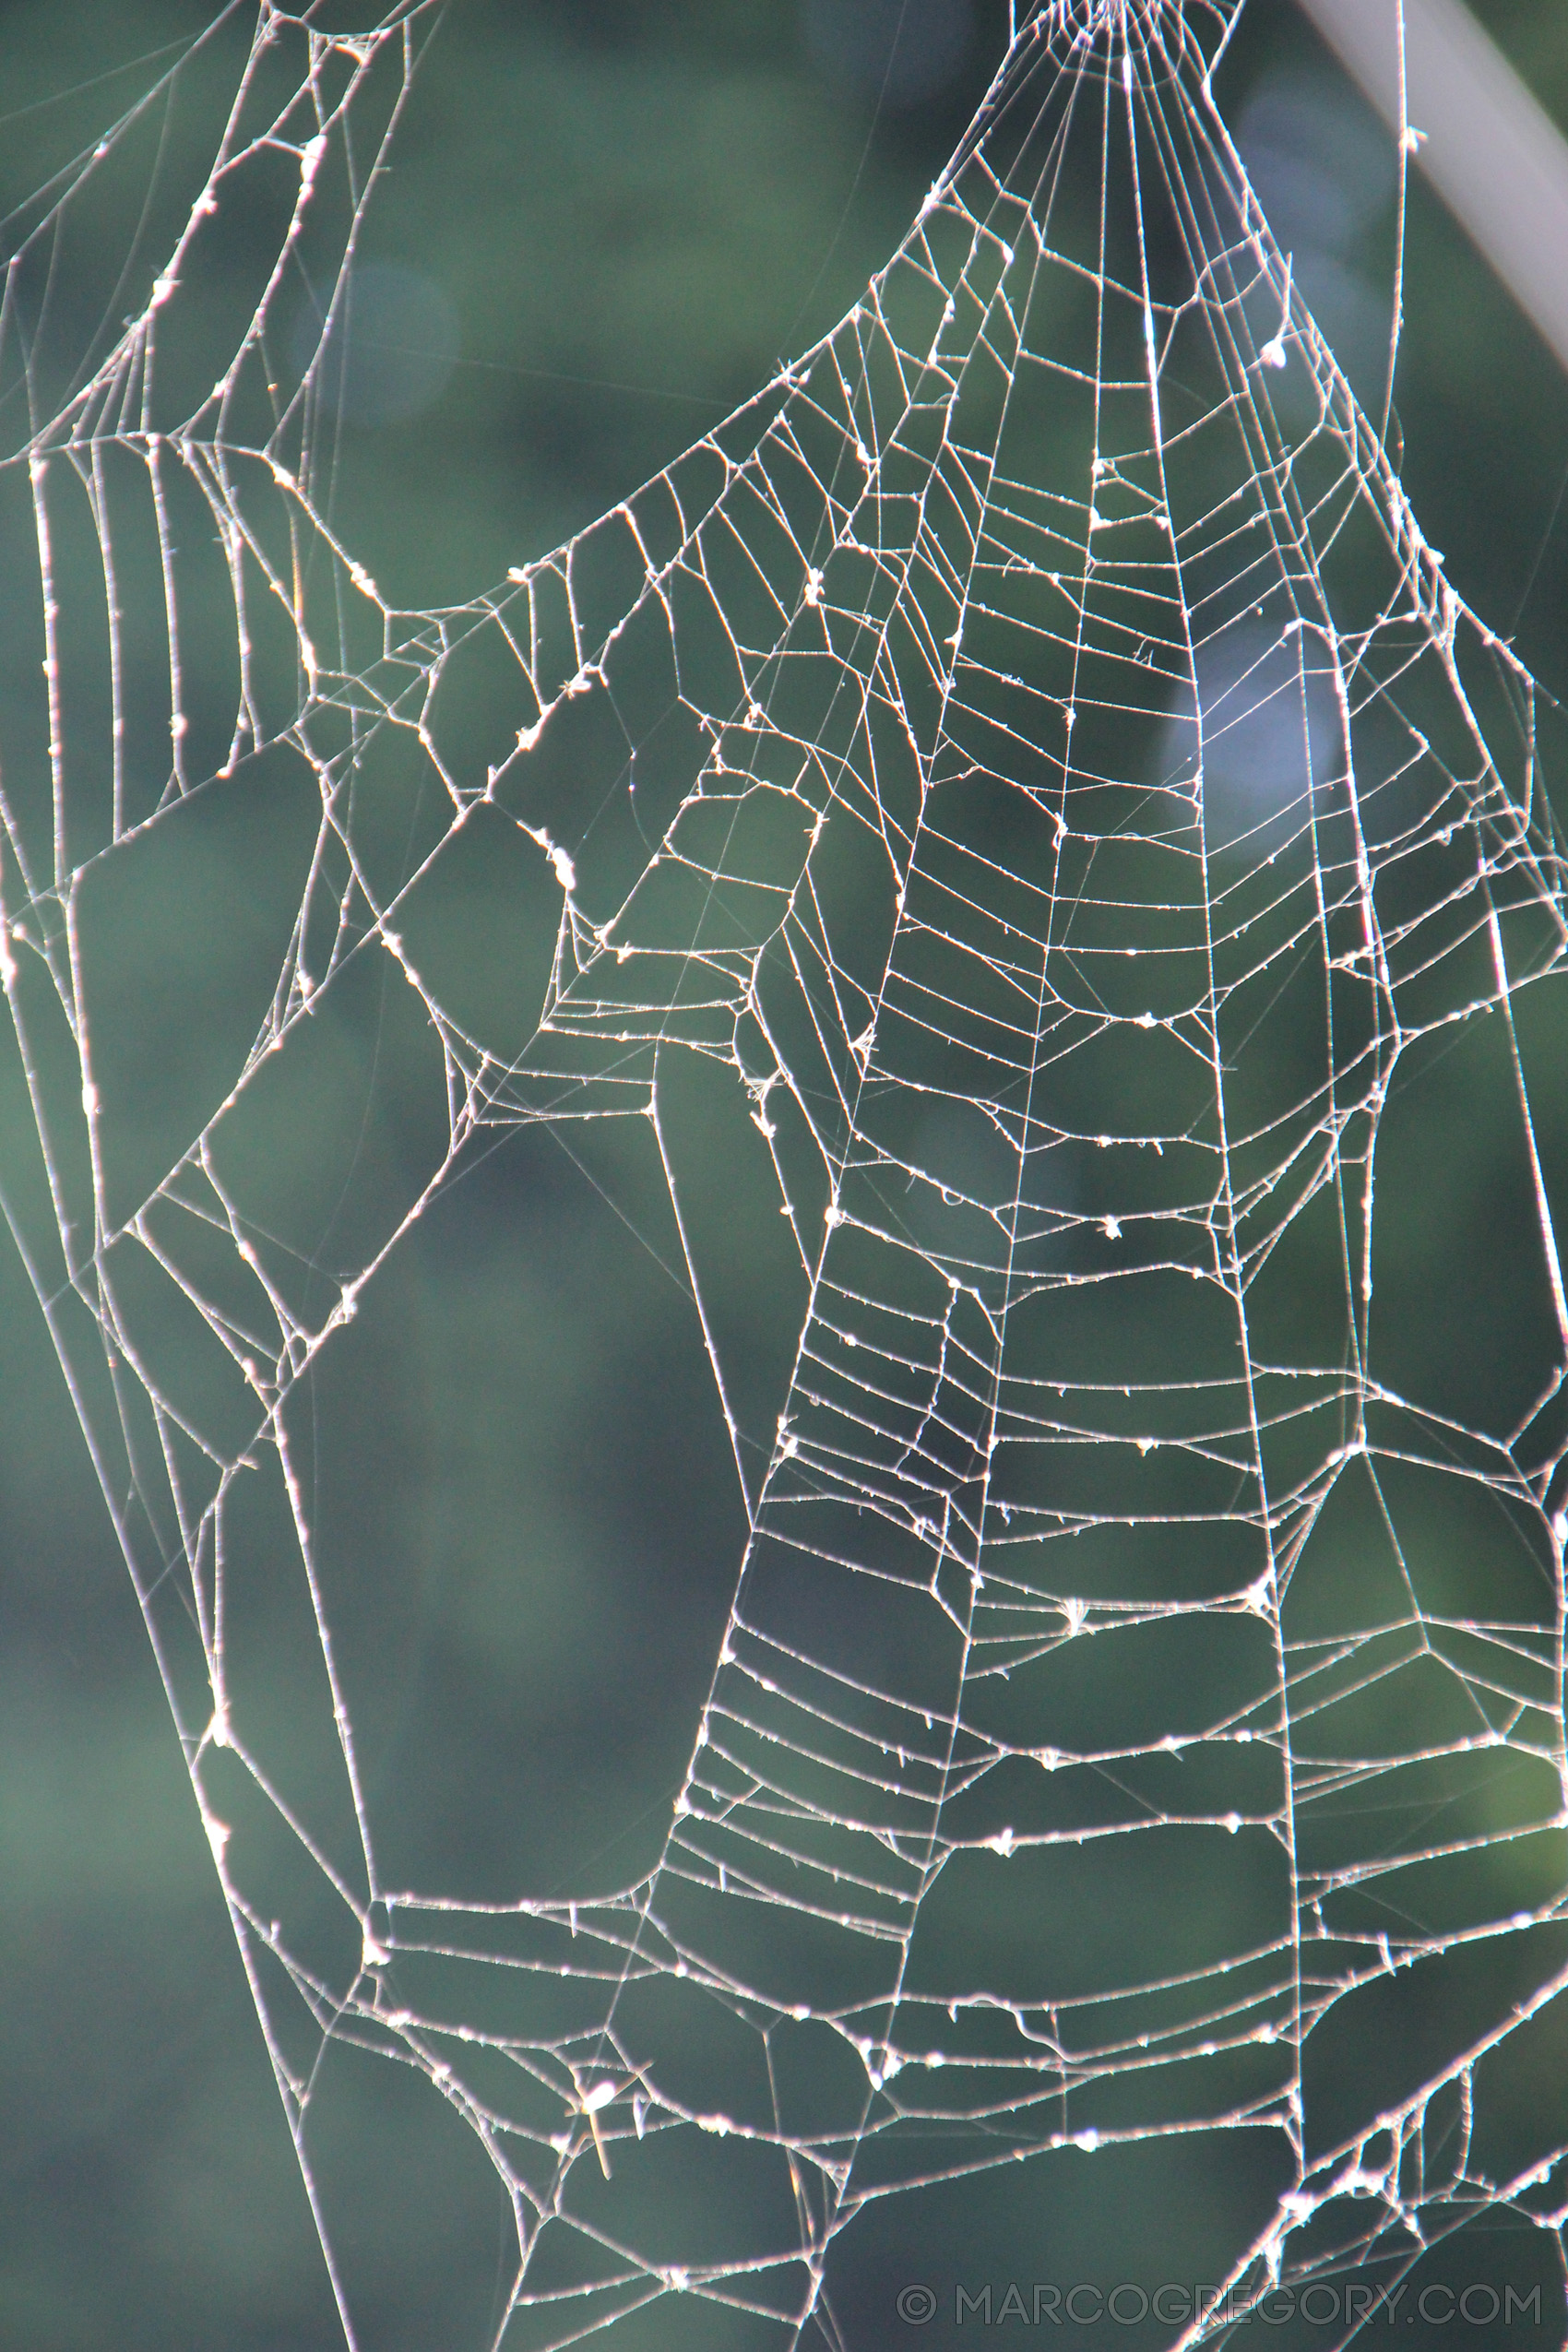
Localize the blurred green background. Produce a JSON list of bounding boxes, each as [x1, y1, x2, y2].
[[0, 3, 1565, 2347]]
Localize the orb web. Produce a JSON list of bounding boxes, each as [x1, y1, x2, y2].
[[1, 3, 1565, 2346]]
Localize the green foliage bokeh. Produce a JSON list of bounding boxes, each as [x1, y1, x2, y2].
[[0, 5, 1565, 2347]]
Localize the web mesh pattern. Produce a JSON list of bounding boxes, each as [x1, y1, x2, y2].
[[3, 3, 1567, 2345]]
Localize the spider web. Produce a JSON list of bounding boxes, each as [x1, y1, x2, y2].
[[3, 1, 1567, 2344]]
